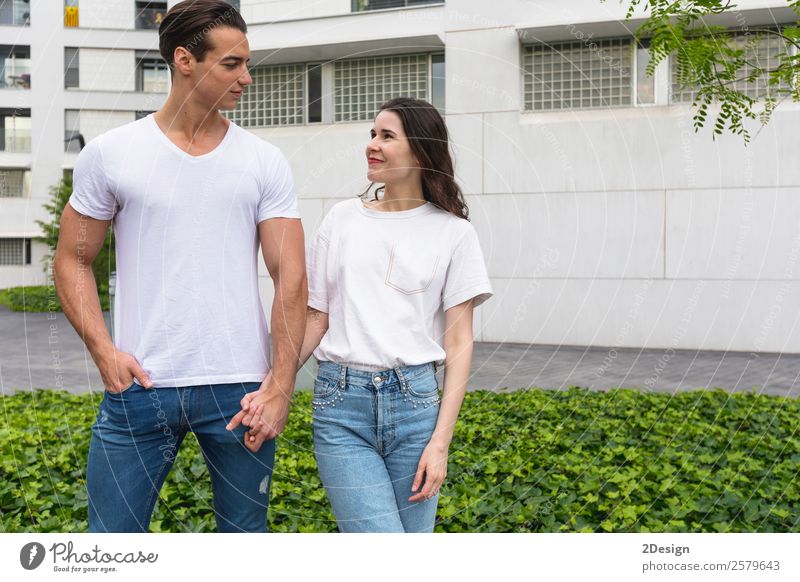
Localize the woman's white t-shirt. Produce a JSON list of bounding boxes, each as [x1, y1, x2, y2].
[[307, 198, 492, 370]]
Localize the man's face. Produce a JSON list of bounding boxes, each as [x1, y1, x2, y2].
[[189, 26, 252, 110]]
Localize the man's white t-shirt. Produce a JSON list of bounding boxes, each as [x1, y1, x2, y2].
[[69, 114, 300, 387], [307, 198, 492, 370]]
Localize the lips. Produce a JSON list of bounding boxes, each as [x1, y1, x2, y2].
[[368, 158, 383, 165]]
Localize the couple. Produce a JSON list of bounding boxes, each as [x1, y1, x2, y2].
[[54, 0, 492, 534]]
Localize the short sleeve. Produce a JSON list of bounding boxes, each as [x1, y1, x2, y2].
[[306, 229, 330, 313], [257, 148, 301, 223], [442, 224, 493, 311], [68, 138, 116, 220]]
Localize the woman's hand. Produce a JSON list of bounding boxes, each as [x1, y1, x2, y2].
[[409, 440, 449, 502]]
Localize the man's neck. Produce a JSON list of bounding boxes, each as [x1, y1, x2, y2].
[[154, 90, 227, 141]]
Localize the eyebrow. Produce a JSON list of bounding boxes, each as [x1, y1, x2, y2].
[[221, 56, 250, 63], [371, 128, 396, 135]]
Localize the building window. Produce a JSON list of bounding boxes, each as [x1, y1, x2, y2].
[[64, 0, 78, 27], [352, 0, 442, 11], [0, 169, 25, 197], [523, 38, 634, 111], [226, 63, 306, 128], [135, 110, 154, 120], [334, 53, 430, 122], [670, 31, 788, 103], [0, 238, 31, 266], [0, 108, 31, 152], [136, 51, 169, 93], [64, 47, 79, 89], [0, 44, 31, 89], [135, 1, 166, 30], [64, 109, 82, 152], [0, 0, 30, 26]]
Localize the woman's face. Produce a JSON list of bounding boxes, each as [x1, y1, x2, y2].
[[366, 110, 420, 186]]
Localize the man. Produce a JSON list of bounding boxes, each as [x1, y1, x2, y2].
[[54, 0, 307, 532]]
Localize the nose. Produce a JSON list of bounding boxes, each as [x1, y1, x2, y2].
[[239, 68, 253, 86], [366, 136, 380, 153]]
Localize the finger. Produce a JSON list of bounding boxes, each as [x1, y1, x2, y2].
[[411, 462, 425, 493], [240, 392, 255, 411], [129, 360, 153, 388], [245, 430, 266, 453], [226, 409, 246, 431]]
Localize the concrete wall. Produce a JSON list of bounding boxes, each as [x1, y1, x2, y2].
[[78, 110, 136, 142], [79, 0, 134, 29], [244, 0, 800, 352], [240, 0, 350, 22], [79, 49, 136, 92]]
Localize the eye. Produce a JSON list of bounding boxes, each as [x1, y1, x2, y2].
[[224, 63, 237, 69]]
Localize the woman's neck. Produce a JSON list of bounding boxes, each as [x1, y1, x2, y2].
[[373, 182, 426, 212]]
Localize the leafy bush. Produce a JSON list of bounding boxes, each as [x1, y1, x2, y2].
[[0, 285, 109, 312], [1, 387, 798, 532]]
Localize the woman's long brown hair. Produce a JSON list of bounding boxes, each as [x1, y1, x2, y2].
[[364, 97, 469, 220]]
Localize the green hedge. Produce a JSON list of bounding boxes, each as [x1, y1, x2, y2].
[[1, 387, 798, 532], [0, 285, 109, 312]]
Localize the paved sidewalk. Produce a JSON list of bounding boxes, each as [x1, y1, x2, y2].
[[1, 305, 798, 396]]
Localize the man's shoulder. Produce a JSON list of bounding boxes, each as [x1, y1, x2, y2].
[[228, 121, 284, 159], [84, 116, 151, 153]]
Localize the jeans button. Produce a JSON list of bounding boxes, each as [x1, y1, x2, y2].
[[373, 376, 382, 383]]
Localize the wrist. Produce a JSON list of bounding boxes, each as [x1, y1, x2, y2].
[[428, 434, 452, 450]]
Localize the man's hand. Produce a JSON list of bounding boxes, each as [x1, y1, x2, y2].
[[226, 374, 292, 452], [96, 347, 153, 393]]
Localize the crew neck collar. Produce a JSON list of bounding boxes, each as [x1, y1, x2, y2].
[[355, 197, 433, 219]]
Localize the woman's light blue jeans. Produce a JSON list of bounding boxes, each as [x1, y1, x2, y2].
[[312, 361, 441, 533]]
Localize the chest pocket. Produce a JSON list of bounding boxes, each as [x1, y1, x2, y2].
[[385, 240, 440, 295]]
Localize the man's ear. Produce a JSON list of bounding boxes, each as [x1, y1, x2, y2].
[[172, 46, 194, 77]]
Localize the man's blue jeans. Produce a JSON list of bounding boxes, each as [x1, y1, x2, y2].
[[312, 361, 441, 533], [86, 381, 274, 533]]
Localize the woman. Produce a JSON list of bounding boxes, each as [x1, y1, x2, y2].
[[247, 97, 492, 532]]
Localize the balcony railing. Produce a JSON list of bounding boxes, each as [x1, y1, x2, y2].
[[0, 58, 31, 89], [0, 0, 30, 26], [352, 0, 442, 11], [135, 7, 166, 30], [1, 127, 31, 152]]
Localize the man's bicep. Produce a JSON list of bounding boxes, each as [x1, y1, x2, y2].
[[258, 217, 306, 281], [56, 202, 111, 263]]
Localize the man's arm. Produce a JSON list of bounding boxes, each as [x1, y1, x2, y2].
[[226, 217, 307, 449], [54, 203, 152, 392]]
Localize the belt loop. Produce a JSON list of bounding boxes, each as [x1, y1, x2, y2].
[[394, 366, 410, 392]]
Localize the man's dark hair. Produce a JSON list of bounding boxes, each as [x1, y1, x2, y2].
[[158, 0, 247, 72]]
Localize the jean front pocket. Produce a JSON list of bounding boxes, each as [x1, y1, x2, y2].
[[311, 375, 344, 412], [400, 372, 440, 409]]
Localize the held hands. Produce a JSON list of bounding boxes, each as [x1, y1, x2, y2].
[[98, 348, 153, 393], [409, 439, 449, 502], [226, 372, 291, 453]]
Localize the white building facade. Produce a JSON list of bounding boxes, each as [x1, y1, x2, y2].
[[1, 0, 798, 353]]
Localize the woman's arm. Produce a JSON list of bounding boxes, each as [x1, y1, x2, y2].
[[409, 298, 474, 501], [297, 306, 329, 371]]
